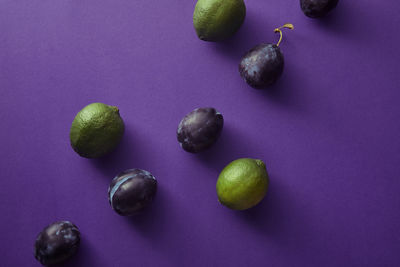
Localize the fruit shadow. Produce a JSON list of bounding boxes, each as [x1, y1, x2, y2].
[[258, 62, 308, 111], [90, 127, 149, 179], [310, 1, 372, 40], [312, 2, 349, 33], [232, 174, 310, 245], [208, 9, 271, 62], [121, 184, 170, 241], [120, 185, 191, 255], [232, 176, 287, 239], [64, 237, 102, 267], [195, 123, 264, 172]]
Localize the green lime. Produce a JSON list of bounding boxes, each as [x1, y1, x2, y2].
[[69, 103, 125, 158], [193, 0, 246, 42], [216, 158, 269, 210]]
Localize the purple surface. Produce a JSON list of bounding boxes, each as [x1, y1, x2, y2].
[[1, 0, 400, 266]]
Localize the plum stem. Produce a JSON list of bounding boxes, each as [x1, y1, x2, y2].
[[274, 23, 294, 46]]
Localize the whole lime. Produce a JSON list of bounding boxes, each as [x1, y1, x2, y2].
[[216, 158, 269, 210], [69, 103, 125, 158], [193, 0, 246, 42]]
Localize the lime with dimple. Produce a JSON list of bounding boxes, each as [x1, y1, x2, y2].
[[193, 0, 246, 42], [69, 103, 125, 158], [216, 158, 269, 210]]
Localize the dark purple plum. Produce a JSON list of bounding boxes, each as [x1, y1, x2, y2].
[[239, 44, 284, 89], [108, 169, 157, 216], [300, 0, 339, 18], [34, 221, 80, 266], [239, 24, 293, 89], [177, 107, 224, 153]]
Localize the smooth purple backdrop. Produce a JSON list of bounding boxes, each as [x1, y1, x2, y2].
[[1, 0, 399, 266]]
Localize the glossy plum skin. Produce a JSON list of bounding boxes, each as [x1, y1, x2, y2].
[[239, 43, 284, 89], [34, 221, 80, 266], [300, 0, 339, 18], [177, 108, 224, 153], [108, 169, 157, 216]]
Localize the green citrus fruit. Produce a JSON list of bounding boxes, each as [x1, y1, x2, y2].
[[69, 103, 125, 158], [193, 0, 246, 42], [216, 158, 269, 210]]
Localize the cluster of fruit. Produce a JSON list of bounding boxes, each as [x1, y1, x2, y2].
[[33, 0, 339, 265], [34, 103, 268, 266], [194, 0, 338, 88]]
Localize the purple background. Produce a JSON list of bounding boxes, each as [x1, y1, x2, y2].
[[1, 0, 400, 266]]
